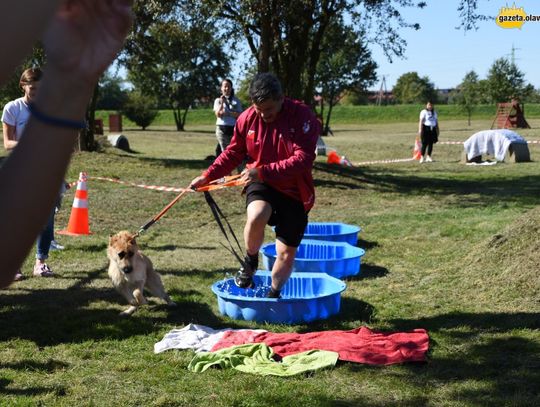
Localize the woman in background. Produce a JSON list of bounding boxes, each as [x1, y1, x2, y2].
[[3, 68, 57, 279], [213, 79, 243, 156], [418, 101, 439, 163]]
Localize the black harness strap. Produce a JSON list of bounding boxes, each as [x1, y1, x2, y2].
[[203, 191, 247, 268]]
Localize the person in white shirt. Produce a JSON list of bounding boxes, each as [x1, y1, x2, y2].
[[418, 101, 439, 163], [3, 68, 69, 279], [2, 68, 58, 279], [213, 79, 243, 155]]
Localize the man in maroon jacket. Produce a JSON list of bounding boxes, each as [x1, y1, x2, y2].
[[190, 73, 320, 298]]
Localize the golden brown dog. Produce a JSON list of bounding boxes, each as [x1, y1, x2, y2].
[[107, 231, 176, 316]]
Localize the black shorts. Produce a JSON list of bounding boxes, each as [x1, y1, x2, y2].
[[245, 182, 308, 247]]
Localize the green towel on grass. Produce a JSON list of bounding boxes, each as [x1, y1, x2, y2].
[[188, 343, 338, 376]]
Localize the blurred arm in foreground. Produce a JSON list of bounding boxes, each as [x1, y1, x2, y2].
[[0, 0, 134, 288]]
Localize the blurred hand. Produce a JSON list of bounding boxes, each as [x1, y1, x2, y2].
[[42, 0, 133, 87], [190, 175, 209, 190], [240, 168, 260, 185]]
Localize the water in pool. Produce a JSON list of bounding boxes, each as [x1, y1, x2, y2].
[[217, 273, 274, 298]]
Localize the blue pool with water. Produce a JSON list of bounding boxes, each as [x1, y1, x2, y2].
[[212, 270, 346, 324], [303, 222, 361, 246], [261, 239, 365, 279]]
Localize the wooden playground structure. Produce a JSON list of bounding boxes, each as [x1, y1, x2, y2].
[[491, 99, 531, 129]]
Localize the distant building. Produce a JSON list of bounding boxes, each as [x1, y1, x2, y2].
[[366, 90, 395, 105]]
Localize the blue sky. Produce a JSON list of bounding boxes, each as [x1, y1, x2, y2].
[[369, 0, 540, 90]]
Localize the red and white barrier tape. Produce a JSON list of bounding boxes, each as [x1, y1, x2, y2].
[[439, 140, 540, 145], [67, 176, 188, 193], [352, 157, 415, 166]]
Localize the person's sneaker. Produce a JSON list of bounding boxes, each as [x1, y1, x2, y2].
[[50, 240, 65, 251], [14, 270, 24, 281], [234, 269, 255, 288], [234, 254, 258, 289], [419, 156, 425, 163], [266, 288, 281, 299], [33, 263, 54, 277], [426, 155, 433, 162], [234, 261, 255, 289]]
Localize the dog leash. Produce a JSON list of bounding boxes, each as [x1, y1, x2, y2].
[[135, 188, 192, 237], [196, 174, 245, 192], [134, 175, 246, 237], [202, 191, 248, 269], [199, 175, 249, 269]]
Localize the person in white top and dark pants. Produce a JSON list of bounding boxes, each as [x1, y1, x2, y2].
[[213, 79, 243, 156], [418, 101, 439, 163]]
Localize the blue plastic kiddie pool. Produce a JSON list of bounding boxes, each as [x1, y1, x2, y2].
[[261, 239, 365, 279], [211, 270, 346, 324], [303, 222, 361, 246]]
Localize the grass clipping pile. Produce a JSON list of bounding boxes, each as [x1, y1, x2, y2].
[[465, 206, 540, 310]]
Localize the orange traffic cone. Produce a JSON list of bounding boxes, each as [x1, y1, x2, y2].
[[58, 172, 91, 236], [413, 137, 422, 160], [327, 150, 341, 164]]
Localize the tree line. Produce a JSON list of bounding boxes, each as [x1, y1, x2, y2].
[[392, 58, 538, 105], [0, 1, 503, 148]]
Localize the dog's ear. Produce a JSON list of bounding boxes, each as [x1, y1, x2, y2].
[[129, 235, 137, 245]]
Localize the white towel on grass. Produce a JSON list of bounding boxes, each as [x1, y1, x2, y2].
[[154, 323, 267, 354]]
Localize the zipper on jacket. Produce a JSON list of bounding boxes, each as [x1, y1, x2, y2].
[[279, 133, 292, 156]]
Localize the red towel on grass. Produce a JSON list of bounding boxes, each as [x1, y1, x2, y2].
[[211, 327, 429, 365]]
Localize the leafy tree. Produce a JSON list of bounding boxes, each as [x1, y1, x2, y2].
[[486, 57, 531, 103], [193, 0, 423, 104], [523, 85, 540, 103], [454, 70, 480, 125], [78, 84, 100, 152], [476, 79, 491, 104], [456, 0, 490, 30], [315, 21, 377, 135], [0, 46, 46, 107], [123, 0, 489, 114], [124, 6, 229, 131], [339, 89, 370, 105], [97, 72, 128, 110], [0, 74, 23, 108], [121, 91, 158, 130], [235, 65, 258, 107], [392, 72, 437, 104]]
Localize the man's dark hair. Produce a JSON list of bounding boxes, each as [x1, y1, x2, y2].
[[248, 73, 283, 104]]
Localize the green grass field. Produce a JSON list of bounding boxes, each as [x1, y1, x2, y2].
[[0, 119, 539, 406]]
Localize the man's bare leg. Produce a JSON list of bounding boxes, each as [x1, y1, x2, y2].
[[235, 200, 272, 288], [268, 240, 297, 298]]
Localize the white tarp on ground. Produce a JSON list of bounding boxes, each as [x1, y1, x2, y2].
[[464, 129, 527, 161]]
